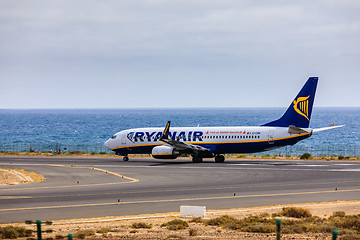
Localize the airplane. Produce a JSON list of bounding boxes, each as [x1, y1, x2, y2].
[[104, 77, 344, 162]]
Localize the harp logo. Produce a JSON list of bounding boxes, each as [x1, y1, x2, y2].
[[293, 96, 310, 121]]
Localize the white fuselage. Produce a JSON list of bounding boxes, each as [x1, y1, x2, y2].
[[105, 126, 312, 156]]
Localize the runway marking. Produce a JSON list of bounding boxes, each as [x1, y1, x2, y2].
[[0, 165, 139, 191], [1, 188, 360, 212], [49, 164, 139, 182], [2, 179, 360, 199]]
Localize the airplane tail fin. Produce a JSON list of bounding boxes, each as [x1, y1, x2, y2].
[[262, 77, 318, 128]]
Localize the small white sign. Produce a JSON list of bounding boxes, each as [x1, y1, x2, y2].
[[180, 205, 206, 217]]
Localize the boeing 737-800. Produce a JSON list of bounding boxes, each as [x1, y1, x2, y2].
[[104, 77, 343, 162]]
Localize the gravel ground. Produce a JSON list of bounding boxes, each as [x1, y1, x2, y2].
[[0, 167, 44, 185], [1, 200, 359, 239]]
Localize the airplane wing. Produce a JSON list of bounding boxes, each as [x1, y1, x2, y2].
[[160, 121, 210, 152], [312, 125, 345, 133]]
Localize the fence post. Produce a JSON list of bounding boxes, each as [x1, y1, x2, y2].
[[36, 220, 42, 240], [332, 230, 338, 240], [276, 219, 281, 240]]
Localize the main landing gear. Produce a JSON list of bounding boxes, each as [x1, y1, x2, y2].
[[192, 155, 225, 163], [192, 156, 203, 163], [214, 155, 225, 163]]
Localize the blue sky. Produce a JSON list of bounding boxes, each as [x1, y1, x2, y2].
[[1, 0, 359, 108]]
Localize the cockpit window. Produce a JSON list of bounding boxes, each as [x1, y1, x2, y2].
[[111, 135, 117, 139]]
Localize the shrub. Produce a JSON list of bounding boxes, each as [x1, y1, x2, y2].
[[272, 212, 282, 217], [333, 211, 346, 218], [96, 227, 110, 233], [340, 215, 360, 230], [243, 224, 275, 233], [300, 153, 312, 159], [285, 224, 308, 233], [189, 217, 204, 223], [55, 234, 65, 239], [281, 207, 312, 218], [90, 151, 96, 155], [0, 226, 32, 239], [74, 229, 95, 239], [161, 219, 189, 230], [129, 230, 138, 233], [69, 151, 81, 154], [259, 212, 270, 218], [189, 228, 197, 236], [1, 227, 18, 239], [338, 155, 345, 160], [99, 151, 107, 154], [206, 215, 239, 226], [236, 154, 246, 158], [341, 234, 360, 240], [131, 222, 152, 229]]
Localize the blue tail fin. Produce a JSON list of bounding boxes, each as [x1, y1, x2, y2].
[[262, 77, 318, 128]]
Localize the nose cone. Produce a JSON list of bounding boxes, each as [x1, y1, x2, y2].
[[104, 139, 112, 150]]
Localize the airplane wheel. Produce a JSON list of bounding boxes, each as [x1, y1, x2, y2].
[[215, 155, 225, 163], [192, 156, 203, 163], [123, 156, 129, 161]]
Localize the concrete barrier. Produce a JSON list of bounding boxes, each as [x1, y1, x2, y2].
[[180, 205, 206, 217]]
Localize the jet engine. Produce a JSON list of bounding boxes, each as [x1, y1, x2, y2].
[[151, 145, 179, 159]]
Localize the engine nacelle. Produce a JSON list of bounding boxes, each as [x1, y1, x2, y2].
[[152, 145, 178, 159]]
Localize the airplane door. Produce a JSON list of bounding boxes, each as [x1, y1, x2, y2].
[[121, 133, 126, 144], [268, 130, 274, 144]]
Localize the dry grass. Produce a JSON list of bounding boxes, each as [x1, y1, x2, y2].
[[281, 207, 312, 218], [74, 229, 95, 239], [131, 222, 152, 229], [161, 219, 189, 230], [0, 167, 45, 185], [0, 226, 32, 239]]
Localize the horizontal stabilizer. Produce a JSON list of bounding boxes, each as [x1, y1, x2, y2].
[[313, 125, 345, 133], [288, 125, 309, 134]]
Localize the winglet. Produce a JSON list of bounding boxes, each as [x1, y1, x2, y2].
[[160, 121, 171, 140]]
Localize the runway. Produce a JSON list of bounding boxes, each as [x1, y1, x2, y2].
[[1, 156, 360, 223]]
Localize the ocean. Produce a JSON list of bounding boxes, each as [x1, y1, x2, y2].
[[0, 108, 359, 156]]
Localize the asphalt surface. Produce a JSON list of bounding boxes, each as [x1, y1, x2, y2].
[[1, 156, 360, 223]]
